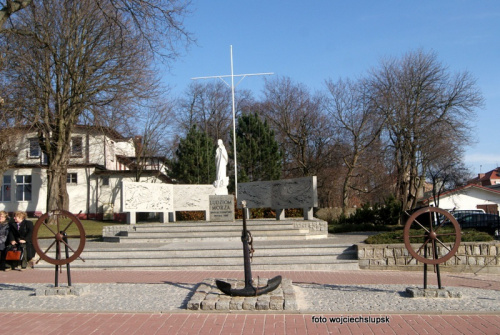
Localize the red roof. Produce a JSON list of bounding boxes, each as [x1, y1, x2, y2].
[[468, 167, 500, 186]]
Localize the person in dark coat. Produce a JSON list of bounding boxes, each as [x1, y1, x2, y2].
[[0, 211, 9, 271], [8, 211, 34, 270]]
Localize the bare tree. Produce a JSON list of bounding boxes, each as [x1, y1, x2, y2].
[[132, 101, 176, 181], [186, 81, 233, 142], [0, 120, 18, 185], [1, 0, 172, 211], [261, 76, 333, 178], [424, 140, 472, 208], [0, 1, 31, 28], [1, 1, 194, 60], [326, 77, 385, 214], [175, 81, 254, 144], [0, 59, 18, 179], [368, 49, 483, 217]]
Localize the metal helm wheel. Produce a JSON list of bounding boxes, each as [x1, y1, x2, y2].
[[403, 207, 461, 265], [32, 210, 86, 266]]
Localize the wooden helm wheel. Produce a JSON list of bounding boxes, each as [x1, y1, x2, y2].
[[32, 210, 86, 266], [403, 207, 461, 265]]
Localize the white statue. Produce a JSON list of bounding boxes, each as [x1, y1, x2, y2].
[[214, 139, 229, 193]]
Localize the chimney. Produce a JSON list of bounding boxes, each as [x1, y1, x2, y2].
[[134, 136, 143, 154]]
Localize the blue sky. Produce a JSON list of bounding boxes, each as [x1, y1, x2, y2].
[[163, 1, 500, 175]]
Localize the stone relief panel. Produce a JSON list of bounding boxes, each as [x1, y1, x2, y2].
[[122, 182, 173, 211], [236, 182, 273, 208], [237, 176, 317, 209], [272, 176, 317, 208], [173, 185, 216, 211]]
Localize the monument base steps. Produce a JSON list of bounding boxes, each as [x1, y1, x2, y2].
[[35, 219, 358, 270], [35, 243, 359, 271]]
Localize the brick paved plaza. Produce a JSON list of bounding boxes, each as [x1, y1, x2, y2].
[[0, 269, 499, 334]]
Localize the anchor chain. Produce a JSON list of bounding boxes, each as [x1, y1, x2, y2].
[[247, 231, 255, 262]]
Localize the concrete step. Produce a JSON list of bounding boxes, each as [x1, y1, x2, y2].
[[35, 260, 360, 271], [41, 249, 356, 262], [38, 254, 354, 267], [33, 242, 359, 271], [130, 223, 300, 231], [114, 233, 310, 243], [51, 245, 353, 257], [35, 262, 360, 271], [102, 219, 329, 243], [107, 222, 313, 243], [124, 229, 309, 238]]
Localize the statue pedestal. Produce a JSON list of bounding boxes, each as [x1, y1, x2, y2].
[[214, 178, 229, 195], [214, 185, 228, 195]]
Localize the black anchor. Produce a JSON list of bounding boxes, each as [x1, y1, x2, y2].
[[216, 200, 282, 296]]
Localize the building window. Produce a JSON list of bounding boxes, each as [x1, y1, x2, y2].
[[101, 176, 110, 186], [1, 175, 11, 201], [42, 152, 48, 165], [67, 173, 78, 184], [16, 175, 32, 201], [28, 138, 40, 158], [71, 137, 83, 157]]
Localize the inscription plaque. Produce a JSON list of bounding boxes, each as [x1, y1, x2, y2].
[[209, 195, 234, 222]]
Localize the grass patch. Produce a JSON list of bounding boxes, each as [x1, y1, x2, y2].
[[365, 228, 494, 244], [34, 219, 127, 239]]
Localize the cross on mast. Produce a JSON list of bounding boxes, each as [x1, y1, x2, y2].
[[192, 45, 273, 199]]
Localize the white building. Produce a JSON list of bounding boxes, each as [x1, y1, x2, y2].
[[0, 126, 170, 221], [423, 184, 500, 214]]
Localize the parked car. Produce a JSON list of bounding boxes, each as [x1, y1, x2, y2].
[[456, 213, 500, 236], [450, 209, 486, 221], [438, 209, 485, 226]]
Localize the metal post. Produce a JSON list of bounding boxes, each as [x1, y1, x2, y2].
[[423, 238, 428, 289], [63, 232, 72, 287], [55, 240, 60, 287], [230, 46, 238, 199], [434, 243, 442, 289]]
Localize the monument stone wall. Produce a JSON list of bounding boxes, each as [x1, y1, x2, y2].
[[122, 181, 215, 224], [237, 176, 318, 220]]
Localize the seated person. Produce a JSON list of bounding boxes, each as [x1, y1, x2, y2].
[[0, 211, 10, 271], [8, 211, 35, 270]]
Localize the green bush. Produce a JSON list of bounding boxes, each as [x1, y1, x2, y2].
[[285, 208, 303, 217], [234, 207, 302, 219], [365, 228, 494, 244], [176, 211, 205, 221], [328, 196, 402, 226]]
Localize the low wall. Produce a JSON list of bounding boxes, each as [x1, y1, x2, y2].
[[357, 242, 500, 274]]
